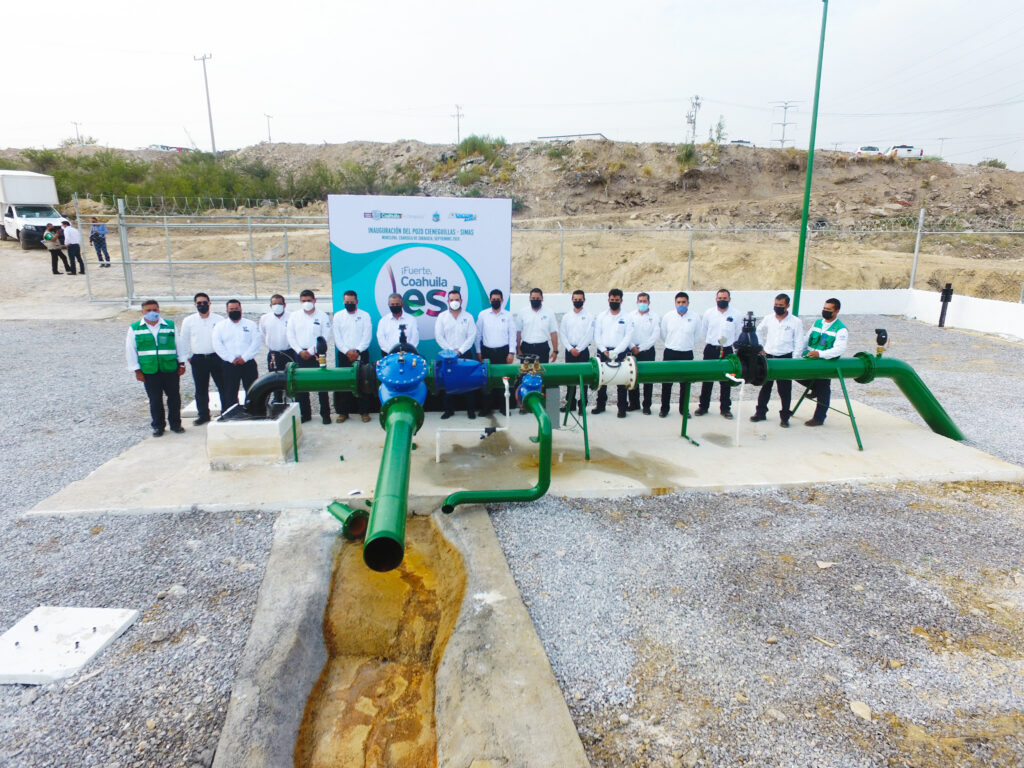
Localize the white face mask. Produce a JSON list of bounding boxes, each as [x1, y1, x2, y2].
[[272, 304, 285, 316], [449, 300, 461, 311], [301, 301, 314, 312]]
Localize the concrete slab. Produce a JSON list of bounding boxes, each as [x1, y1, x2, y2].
[[207, 403, 302, 468], [29, 396, 1023, 517], [0, 606, 139, 685]]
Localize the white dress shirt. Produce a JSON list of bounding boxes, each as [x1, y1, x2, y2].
[[630, 310, 660, 351], [332, 308, 372, 354], [179, 312, 225, 358], [559, 309, 594, 353], [259, 311, 291, 352], [212, 318, 262, 362], [125, 318, 184, 371], [287, 309, 332, 356], [701, 307, 741, 347], [377, 312, 420, 353], [476, 308, 516, 352], [62, 225, 81, 246], [594, 311, 634, 357], [805, 318, 848, 359], [435, 309, 477, 354], [756, 312, 806, 356], [661, 310, 701, 352], [516, 307, 558, 345]]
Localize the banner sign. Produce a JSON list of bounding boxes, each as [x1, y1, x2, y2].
[[328, 194, 512, 358]]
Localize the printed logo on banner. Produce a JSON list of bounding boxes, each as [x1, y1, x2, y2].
[[431, 212, 440, 222], [363, 210, 402, 220], [373, 247, 469, 341], [450, 212, 477, 222]]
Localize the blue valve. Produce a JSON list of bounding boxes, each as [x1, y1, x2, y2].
[[376, 352, 428, 405], [516, 372, 543, 405], [434, 350, 487, 395]]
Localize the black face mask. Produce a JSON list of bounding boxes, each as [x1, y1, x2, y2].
[[822, 309, 834, 321], [717, 299, 730, 310], [490, 298, 502, 310], [195, 301, 209, 314], [530, 298, 542, 309], [228, 310, 242, 321], [344, 303, 356, 313], [608, 301, 621, 311], [773, 306, 786, 316], [389, 305, 403, 317], [572, 300, 584, 309]]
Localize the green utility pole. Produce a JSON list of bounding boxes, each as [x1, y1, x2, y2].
[[793, 0, 829, 316]]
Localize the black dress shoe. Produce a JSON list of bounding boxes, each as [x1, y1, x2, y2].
[[780, 420, 790, 428], [721, 410, 733, 420], [750, 413, 767, 422], [152, 428, 165, 437], [479, 409, 493, 417], [441, 410, 455, 419], [300, 415, 312, 423], [642, 407, 652, 415], [805, 418, 824, 427], [591, 405, 606, 414], [467, 410, 477, 419], [193, 416, 210, 426], [617, 409, 627, 418], [694, 407, 709, 416], [626, 404, 640, 412], [659, 409, 669, 418], [322, 414, 332, 424], [170, 426, 185, 434]]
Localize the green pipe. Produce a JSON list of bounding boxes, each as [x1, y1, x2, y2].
[[363, 397, 422, 572], [441, 390, 551, 514], [285, 362, 358, 394], [326, 501, 369, 541]]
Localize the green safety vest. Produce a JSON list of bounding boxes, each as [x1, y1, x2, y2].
[[807, 317, 846, 352], [131, 319, 179, 374]]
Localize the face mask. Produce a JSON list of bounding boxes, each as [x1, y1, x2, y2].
[[676, 304, 688, 315], [143, 310, 159, 323], [608, 301, 621, 311], [530, 298, 542, 310], [195, 301, 209, 314], [389, 305, 403, 317], [228, 310, 242, 321], [822, 309, 834, 321], [490, 298, 502, 310], [773, 306, 786, 317], [717, 299, 730, 310], [343, 302, 356, 313], [449, 300, 461, 311], [301, 301, 315, 312], [572, 300, 584, 309], [272, 304, 286, 316], [637, 303, 649, 313]]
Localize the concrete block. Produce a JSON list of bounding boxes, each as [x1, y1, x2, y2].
[[0, 606, 139, 684], [207, 404, 302, 469], [183, 390, 228, 418]]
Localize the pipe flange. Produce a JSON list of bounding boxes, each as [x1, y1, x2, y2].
[[598, 355, 638, 389], [356, 361, 379, 396], [378, 395, 425, 433], [853, 351, 876, 384]]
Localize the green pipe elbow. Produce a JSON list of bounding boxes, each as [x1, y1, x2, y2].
[[326, 501, 369, 541]]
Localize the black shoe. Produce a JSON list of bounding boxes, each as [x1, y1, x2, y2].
[[805, 418, 824, 427], [626, 404, 640, 412], [659, 409, 669, 418], [721, 410, 733, 420], [441, 410, 455, 420], [322, 414, 331, 424], [152, 428, 165, 437], [780, 420, 790, 428], [479, 409, 493, 417], [694, 407, 709, 416], [642, 407, 652, 415], [300, 415, 312, 423], [750, 413, 767, 422], [617, 410, 627, 418], [591, 405, 606, 414], [193, 416, 210, 426], [170, 426, 185, 434], [467, 410, 477, 419]]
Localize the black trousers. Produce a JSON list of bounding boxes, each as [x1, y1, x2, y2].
[[520, 340, 550, 362], [480, 345, 511, 413], [755, 353, 794, 420], [441, 349, 479, 414], [660, 348, 694, 412], [220, 359, 259, 410], [295, 354, 330, 419], [142, 369, 181, 430], [49, 248, 70, 274], [809, 379, 832, 422], [267, 349, 297, 404], [628, 346, 656, 410], [698, 344, 734, 411], [595, 350, 628, 412], [333, 350, 372, 416], [190, 352, 226, 419], [563, 348, 591, 409], [67, 244, 85, 274]]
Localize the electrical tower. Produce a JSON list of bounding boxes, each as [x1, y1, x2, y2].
[[770, 100, 799, 148], [685, 95, 702, 145], [452, 104, 464, 144]]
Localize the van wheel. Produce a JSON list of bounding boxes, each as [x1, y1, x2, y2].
[[19, 231, 31, 250]]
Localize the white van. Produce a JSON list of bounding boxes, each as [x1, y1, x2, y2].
[[0, 171, 63, 249]]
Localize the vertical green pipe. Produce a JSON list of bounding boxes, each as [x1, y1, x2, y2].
[[793, 0, 829, 316], [292, 414, 298, 462]]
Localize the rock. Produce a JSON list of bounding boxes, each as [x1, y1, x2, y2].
[[765, 707, 786, 723], [618, 713, 630, 725], [20, 688, 40, 706], [167, 584, 187, 598], [816, 561, 836, 569], [888, 659, 903, 669], [145, 718, 156, 730], [150, 629, 170, 643], [734, 692, 749, 704], [765, 636, 778, 644], [849, 701, 872, 721]]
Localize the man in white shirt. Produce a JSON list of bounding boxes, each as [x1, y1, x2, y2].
[[125, 299, 187, 436], [286, 289, 333, 424], [435, 287, 478, 419], [592, 288, 634, 418], [376, 292, 420, 354], [516, 287, 559, 363], [180, 291, 226, 426], [61, 220, 85, 275], [332, 289, 373, 423], [258, 293, 294, 407], [212, 299, 262, 412], [559, 288, 594, 414], [627, 291, 659, 414], [475, 288, 516, 416], [659, 291, 700, 417], [751, 293, 805, 428], [802, 297, 849, 427], [696, 288, 741, 419]]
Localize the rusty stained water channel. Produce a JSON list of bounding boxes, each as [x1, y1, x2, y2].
[[295, 516, 466, 768]]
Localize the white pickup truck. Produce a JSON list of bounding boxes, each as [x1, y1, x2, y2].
[[0, 171, 63, 249], [885, 145, 924, 159]]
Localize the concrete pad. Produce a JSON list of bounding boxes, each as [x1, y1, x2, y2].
[[182, 390, 225, 418], [0, 606, 139, 685], [206, 404, 302, 468], [29, 397, 1023, 516]]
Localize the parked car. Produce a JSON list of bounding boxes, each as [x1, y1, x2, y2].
[[0, 171, 62, 249], [885, 145, 923, 159], [856, 145, 882, 156], [729, 140, 755, 148]]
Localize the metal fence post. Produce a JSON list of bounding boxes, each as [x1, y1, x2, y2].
[[164, 215, 176, 299], [909, 207, 926, 290], [248, 216, 258, 299], [117, 199, 134, 304], [557, 221, 564, 293], [283, 227, 291, 295]]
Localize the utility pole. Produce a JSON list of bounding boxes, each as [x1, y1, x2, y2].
[[937, 136, 949, 158], [71, 121, 82, 145], [194, 54, 217, 155], [831, 142, 841, 151], [264, 114, 272, 143], [451, 104, 464, 144], [685, 95, 702, 145], [770, 100, 799, 148]]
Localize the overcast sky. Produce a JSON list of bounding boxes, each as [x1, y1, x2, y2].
[[5, 0, 1023, 170]]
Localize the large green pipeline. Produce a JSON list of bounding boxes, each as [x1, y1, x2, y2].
[[440, 390, 551, 514], [362, 397, 422, 572]]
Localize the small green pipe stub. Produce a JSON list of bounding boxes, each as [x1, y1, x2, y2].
[[326, 501, 370, 541]]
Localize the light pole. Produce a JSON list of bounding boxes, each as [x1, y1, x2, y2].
[[792, 0, 829, 316], [194, 54, 217, 155], [265, 114, 272, 143]]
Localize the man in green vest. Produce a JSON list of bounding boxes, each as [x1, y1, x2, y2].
[[125, 299, 187, 437], [802, 297, 848, 427]]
